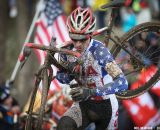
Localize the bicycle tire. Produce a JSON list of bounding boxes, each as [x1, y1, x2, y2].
[[21, 112, 57, 130], [25, 69, 50, 130], [25, 75, 41, 130], [36, 69, 50, 130], [112, 22, 160, 99]]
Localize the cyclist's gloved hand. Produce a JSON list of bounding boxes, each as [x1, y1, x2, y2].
[[68, 61, 81, 73], [70, 87, 96, 102]]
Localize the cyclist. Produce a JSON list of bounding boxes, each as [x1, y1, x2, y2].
[[56, 7, 128, 130]]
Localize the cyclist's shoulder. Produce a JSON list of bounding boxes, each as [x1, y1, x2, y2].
[[91, 39, 104, 46], [90, 39, 109, 52], [91, 39, 107, 48]]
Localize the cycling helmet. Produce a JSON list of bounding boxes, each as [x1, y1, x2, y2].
[[67, 7, 96, 40]]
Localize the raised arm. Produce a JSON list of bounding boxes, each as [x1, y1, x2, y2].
[[92, 42, 128, 96]]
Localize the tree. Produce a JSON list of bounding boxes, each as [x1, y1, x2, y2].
[[14, 0, 38, 107], [0, 1, 8, 83]]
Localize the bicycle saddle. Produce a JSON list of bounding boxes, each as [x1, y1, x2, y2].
[[101, 0, 125, 9]]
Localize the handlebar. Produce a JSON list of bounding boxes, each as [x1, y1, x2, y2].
[[24, 26, 110, 58], [25, 43, 81, 58]]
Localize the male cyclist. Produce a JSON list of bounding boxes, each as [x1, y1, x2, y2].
[[56, 7, 128, 130]]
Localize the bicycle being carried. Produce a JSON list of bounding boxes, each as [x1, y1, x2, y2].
[[23, 0, 160, 129]]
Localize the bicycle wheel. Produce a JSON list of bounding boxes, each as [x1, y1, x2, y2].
[[25, 74, 41, 130], [21, 112, 57, 130], [36, 69, 50, 130], [112, 22, 160, 99], [25, 69, 50, 130]]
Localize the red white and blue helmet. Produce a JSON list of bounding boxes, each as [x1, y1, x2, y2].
[[67, 7, 96, 40]]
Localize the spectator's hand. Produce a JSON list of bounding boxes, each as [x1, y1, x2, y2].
[[70, 87, 96, 102], [11, 105, 20, 114]]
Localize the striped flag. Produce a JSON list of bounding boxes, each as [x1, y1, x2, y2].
[[123, 92, 160, 127], [123, 65, 160, 127], [34, 0, 70, 92]]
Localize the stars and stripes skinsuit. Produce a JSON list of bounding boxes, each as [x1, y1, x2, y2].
[[56, 39, 128, 130]]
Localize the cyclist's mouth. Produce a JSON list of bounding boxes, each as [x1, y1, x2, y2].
[[76, 48, 82, 52]]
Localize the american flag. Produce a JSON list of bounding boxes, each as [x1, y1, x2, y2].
[[34, 0, 70, 91]]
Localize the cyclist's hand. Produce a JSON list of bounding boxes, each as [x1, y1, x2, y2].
[[72, 64, 80, 73], [68, 62, 80, 73], [69, 87, 96, 102]]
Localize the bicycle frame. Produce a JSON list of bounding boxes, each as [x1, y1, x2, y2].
[[99, 7, 145, 67], [25, 37, 71, 130], [25, 37, 83, 130]]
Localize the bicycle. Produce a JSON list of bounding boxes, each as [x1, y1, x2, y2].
[[23, 37, 79, 130], [20, 112, 57, 130], [23, 0, 160, 129]]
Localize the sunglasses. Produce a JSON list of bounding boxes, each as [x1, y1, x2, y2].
[[71, 38, 89, 43]]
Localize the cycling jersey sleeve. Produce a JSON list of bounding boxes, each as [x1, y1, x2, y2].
[[91, 41, 128, 96], [56, 47, 75, 84], [56, 71, 73, 84], [95, 74, 128, 96], [91, 41, 114, 67]]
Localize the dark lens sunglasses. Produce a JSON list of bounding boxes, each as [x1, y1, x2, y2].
[[71, 38, 88, 43]]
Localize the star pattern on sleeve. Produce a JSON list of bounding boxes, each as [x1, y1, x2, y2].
[[92, 42, 114, 67], [102, 92, 106, 96], [107, 86, 112, 90], [118, 80, 123, 85], [94, 51, 97, 55], [95, 74, 128, 96], [96, 89, 100, 94], [99, 51, 104, 56], [115, 88, 119, 92], [100, 60, 104, 64], [56, 72, 73, 84]]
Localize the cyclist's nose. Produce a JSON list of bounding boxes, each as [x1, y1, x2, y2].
[[74, 41, 81, 48]]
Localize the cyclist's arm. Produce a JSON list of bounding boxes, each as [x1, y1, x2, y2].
[[92, 42, 128, 96], [96, 62, 128, 96], [56, 71, 73, 84], [56, 52, 74, 84]]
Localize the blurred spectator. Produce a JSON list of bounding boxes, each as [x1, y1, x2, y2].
[[148, 0, 160, 19], [118, 5, 137, 71], [0, 83, 20, 130], [8, 0, 18, 18], [132, 0, 141, 13], [91, 0, 110, 29], [120, 6, 137, 32], [62, 0, 77, 15], [51, 92, 72, 123], [135, 0, 151, 24], [128, 32, 160, 66]]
